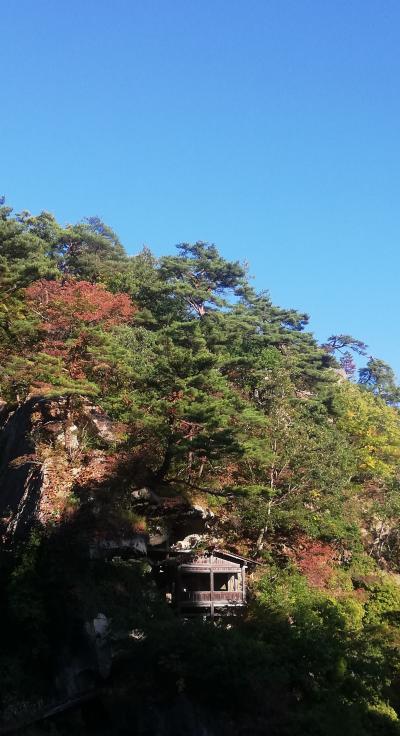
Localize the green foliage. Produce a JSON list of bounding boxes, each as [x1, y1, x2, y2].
[[0, 352, 99, 401], [2, 200, 400, 733], [359, 357, 400, 406], [56, 216, 127, 282], [159, 241, 248, 317]]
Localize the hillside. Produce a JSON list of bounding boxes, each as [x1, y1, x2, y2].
[[1, 201, 400, 735]]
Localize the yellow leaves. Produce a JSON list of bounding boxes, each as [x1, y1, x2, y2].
[[337, 383, 400, 482]]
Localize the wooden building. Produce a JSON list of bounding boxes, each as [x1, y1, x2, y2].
[[171, 549, 248, 616]]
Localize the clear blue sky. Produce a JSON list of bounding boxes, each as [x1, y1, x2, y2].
[[2, 1, 399, 377]]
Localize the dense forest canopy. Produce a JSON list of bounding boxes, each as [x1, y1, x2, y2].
[[1, 200, 400, 735]]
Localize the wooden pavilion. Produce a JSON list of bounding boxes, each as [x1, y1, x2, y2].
[[171, 549, 249, 616]]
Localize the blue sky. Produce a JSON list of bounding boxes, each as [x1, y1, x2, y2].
[[2, 1, 399, 377]]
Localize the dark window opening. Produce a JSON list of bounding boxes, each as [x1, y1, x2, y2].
[[181, 573, 210, 592], [214, 573, 237, 592]]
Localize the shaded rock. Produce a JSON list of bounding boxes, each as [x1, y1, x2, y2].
[[168, 503, 217, 545], [89, 534, 148, 558], [41, 420, 64, 440], [132, 486, 161, 505], [148, 525, 169, 548], [85, 613, 111, 679], [0, 397, 45, 542], [191, 504, 215, 520]]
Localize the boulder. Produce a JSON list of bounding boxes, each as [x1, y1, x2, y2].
[[148, 525, 169, 548], [173, 533, 205, 550], [132, 486, 161, 505], [80, 402, 118, 444], [191, 504, 215, 520], [89, 534, 148, 558], [87, 613, 111, 679]]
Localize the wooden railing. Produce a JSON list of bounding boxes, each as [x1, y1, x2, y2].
[[179, 591, 243, 603]]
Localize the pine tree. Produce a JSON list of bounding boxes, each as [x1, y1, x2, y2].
[[359, 357, 400, 405], [159, 241, 247, 317], [55, 216, 127, 282]]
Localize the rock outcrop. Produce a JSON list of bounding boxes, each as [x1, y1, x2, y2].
[[0, 395, 123, 543], [0, 397, 46, 543]]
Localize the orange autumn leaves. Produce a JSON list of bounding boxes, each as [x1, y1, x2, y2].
[[25, 279, 135, 332], [25, 279, 135, 380]]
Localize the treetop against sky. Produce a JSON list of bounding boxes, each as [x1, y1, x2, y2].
[[1, 0, 399, 376]]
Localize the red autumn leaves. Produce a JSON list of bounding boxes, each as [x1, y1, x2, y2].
[[25, 279, 135, 380], [26, 279, 135, 333]]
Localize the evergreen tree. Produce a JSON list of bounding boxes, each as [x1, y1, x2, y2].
[[55, 216, 127, 282], [159, 241, 247, 317], [359, 357, 400, 405]]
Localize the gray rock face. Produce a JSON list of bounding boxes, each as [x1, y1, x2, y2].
[[0, 395, 125, 543], [0, 397, 45, 542], [173, 533, 205, 550], [80, 401, 118, 444], [0, 396, 83, 542]]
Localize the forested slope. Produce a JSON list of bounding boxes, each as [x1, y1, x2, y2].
[[1, 200, 400, 735]]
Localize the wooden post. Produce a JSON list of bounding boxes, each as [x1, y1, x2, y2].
[[242, 565, 246, 603]]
